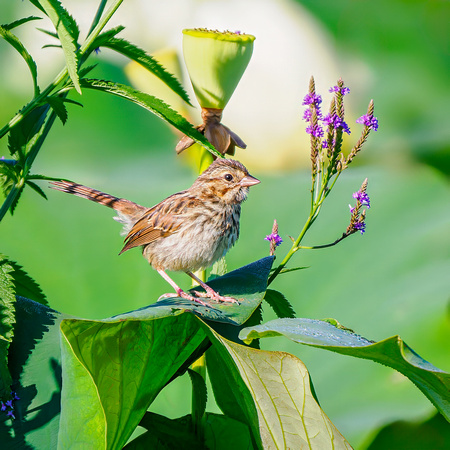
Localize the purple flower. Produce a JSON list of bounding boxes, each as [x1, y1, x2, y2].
[[306, 124, 324, 138], [0, 402, 6, 412], [353, 191, 370, 208], [11, 391, 20, 401], [322, 114, 351, 134], [94, 47, 101, 55], [302, 92, 322, 106], [6, 410, 15, 419], [303, 109, 312, 122], [348, 204, 355, 214], [354, 222, 366, 234], [356, 114, 378, 131], [329, 85, 350, 96], [5, 400, 13, 408], [265, 233, 283, 247]]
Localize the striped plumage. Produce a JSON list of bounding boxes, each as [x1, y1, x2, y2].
[[50, 158, 260, 305]]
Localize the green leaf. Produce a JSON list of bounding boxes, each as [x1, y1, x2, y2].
[[1, 297, 64, 448], [25, 180, 48, 200], [205, 325, 352, 449], [93, 34, 191, 105], [124, 412, 253, 449], [239, 318, 450, 421], [1, 16, 42, 31], [8, 104, 50, 159], [264, 288, 296, 318], [7, 259, 48, 306], [187, 368, 207, 426], [0, 256, 15, 397], [366, 412, 450, 450], [59, 313, 209, 449], [0, 25, 39, 96], [79, 78, 221, 158], [46, 96, 68, 124], [30, 0, 81, 94]]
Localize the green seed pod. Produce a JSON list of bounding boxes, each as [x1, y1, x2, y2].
[[182, 29, 255, 109]]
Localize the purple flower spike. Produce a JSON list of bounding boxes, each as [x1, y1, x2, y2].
[[303, 109, 312, 122], [353, 191, 370, 208], [356, 114, 379, 131], [323, 114, 351, 134], [329, 85, 350, 96], [302, 92, 322, 106], [354, 222, 366, 234], [306, 124, 324, 138], [265, 233, 283, 247]]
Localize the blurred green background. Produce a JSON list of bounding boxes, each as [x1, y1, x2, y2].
[[1, 0, 449, 448]]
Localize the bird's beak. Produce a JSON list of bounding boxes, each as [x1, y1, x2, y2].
[[240, 175, 260, 187]]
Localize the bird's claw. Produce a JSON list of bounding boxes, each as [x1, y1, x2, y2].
[[193, 290, 240, 305]]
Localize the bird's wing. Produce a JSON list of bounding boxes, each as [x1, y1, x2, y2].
[[119, 192, 201, 254]]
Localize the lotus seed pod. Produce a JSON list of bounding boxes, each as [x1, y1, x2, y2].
[[182, 29, 255, 109]]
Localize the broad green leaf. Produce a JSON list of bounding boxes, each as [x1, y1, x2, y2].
[[239, 318, 450, 421], [79, 78, 221, 158], [0, 25, 39, 96], [1, 297, 64, 449], [366, 412, 450, 450], [205, 326, 352, 450], [105, 256, 273, 326], [30, 0, 81, 94], [59, 313, 209, 449], [97, 36, 191, 105], [264, 288, 296, 318], [1, 16, 42, 31], [124, 412, 253, 449], [0, 256, 15, 397], [187, 368, 207, 428]]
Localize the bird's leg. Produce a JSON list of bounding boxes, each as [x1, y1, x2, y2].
[[186, 271, 239, 304], [157, 269, 209, 307]]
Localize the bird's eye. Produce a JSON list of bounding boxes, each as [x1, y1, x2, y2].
[[224, 173, 233, 182]]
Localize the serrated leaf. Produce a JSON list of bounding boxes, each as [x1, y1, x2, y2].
[[9, 184, 24, 215], [204, 325, 352, 449], [0, 25, 39, 96], [79, 78, 221, 158], [46, 96, 68, 124], [36, 27, 58, 39], [8, 259, 48, 306], [95, 35, 191, 105], [8, 104, 50, 159], [26, 180, 48, 200], [30, 0, 81, 94], [1, 16, 42, 31], [0, 255, 16, 396], [239, 318, 450, 421], [264, 288, 296, 318]]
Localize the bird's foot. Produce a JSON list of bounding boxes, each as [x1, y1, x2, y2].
[[193, 288, 240, 304], [158, 289, 211, 307]]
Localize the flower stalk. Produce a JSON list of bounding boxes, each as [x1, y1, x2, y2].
[[269, 77, 377, 286]]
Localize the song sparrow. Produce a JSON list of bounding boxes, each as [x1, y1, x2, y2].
[[50, 158, 260, 306]]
